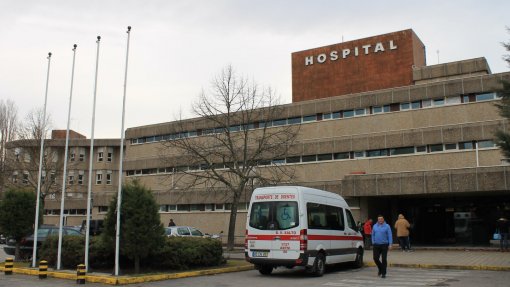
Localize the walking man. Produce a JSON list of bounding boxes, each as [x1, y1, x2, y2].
[[394, 214, 411, 251], [372, 215, 392, 278]]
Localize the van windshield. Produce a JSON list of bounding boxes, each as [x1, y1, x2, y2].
[[249, 201, 299, 230]]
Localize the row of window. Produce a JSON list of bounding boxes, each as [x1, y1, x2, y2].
[[130, 92, 499, 145], [11, 170, 114, 185], [44, 209, 87, 215], [126, 140, 496, 176], [14, 147, 115, 163], [159, 202, 249, 212]]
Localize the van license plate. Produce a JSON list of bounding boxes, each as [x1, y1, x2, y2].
[[252, 251, 268, 257]]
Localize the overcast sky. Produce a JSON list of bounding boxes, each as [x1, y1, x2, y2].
[[1, 0, 509, 138]]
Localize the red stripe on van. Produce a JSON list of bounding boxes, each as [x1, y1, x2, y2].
[[246, 234, 362, 241], [308, 235, 363, 241], [246, 234, 300, 241]]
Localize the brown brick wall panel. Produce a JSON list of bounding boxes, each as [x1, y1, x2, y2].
[[450, 169, 477, 193], [334, 138, 352, 152], [351, 137, 369, 151], [462, 124, 484, 141], [483, 75, 503, 92], [400, 173, 425, 195], [354, 177, 377, 196], [315, 101, 331, 114], [444, 79, 464, 97], [376, 91, 393, 104], [402, 130, 423, 146], [392, 88, 410, 104], [368, 134, 387, 150], [409, 86, 426, 102], [477, 167, 507, 191], [292, 29, 425, 102], [425, 170, 450, 193], [330, 98, 348, 111], [317, 141, 334, 154], [377, 174, 402, 196], [463, 76, 484, 94], [442, 126, 463, 143], [346, 96, 362, 109], [385, 132, 404, 148], [360, 93, 378, 108], [427, 82, 445, 99], [422, 129, 442, 144]]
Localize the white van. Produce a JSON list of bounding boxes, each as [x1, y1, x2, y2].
[[245, 186, 364, 276]]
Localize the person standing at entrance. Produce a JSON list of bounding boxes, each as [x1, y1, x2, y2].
[[168, 219, 176, 227], [363, 218, 373, 250], [394, 214, 411, 251], [372, 215, 392, 278], [497, 217, 509, 252]]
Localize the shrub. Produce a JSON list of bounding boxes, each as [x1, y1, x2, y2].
[[153, 237, 224, 270], [40, 236, 84, 268]]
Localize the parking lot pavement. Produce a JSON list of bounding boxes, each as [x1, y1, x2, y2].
[[0, 274, 107, 287]]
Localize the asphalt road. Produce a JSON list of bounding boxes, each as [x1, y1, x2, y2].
[[1, 266, 510, 287]]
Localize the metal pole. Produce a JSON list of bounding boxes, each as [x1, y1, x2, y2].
[[32, 52, 52, 268], [115, 26, 131, 277], [85, 36, 101, 272], [57, 44, 77, 270]]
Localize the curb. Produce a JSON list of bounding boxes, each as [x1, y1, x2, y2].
[[1, 264, 254, 285], [363, 262, 510, 271]]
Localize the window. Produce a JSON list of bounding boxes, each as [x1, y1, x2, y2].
[[400, 103, 410, 110], [416, 146, 427, 153], [411, 101, 421, 109], [272, 119, 286, 126], [345, 209, 357, 231], [272, 158, 285, 165], [79, 148, 85, 161], [433, 98, 445, 106], [24, 153, 31, 162], [459, 141, 474, 150], [249, 201, 299, 230], [107, 147, 113, 162], [96, 172, 102, 184], [373, 105, 389, 114], [177, 227, 191, 236], [12, 172, 18, 183], [317, 153, 332, 161], [445, 143, 457, 150], [159, 205, 168, 212], [476, 93, 495, 102], [332, 111, 341, 119], [367, 149, 388, 157], [288, 117, 301, 124], [343, 110, 354, 118], [106, 171, 112, 185], [354, 151, 365, 158], [97, 147, 104, 162], [301, 155, 317, 163], [430, 144, 444, 152], [190, 228, 203, 236], [323, 113, 332, 120], [390, 146, 415, 156], [302, 115, 316, 122], [307, 203, 344, 230], [422, 99, 432, 108], [70, 151, 75, 161], [478, 140, 495, 149], [98, 206, 108, 213], [445, 96, 461, 105], [23, 172, 29, 184], [78, 173, 84, 185], [334, 152, 350, 160], [355, 108, 365, 116], [68, 174, 74, 185], [286, 156, 301, 164], [50, 172, 56, 184]]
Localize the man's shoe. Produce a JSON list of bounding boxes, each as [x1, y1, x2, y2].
[[381, 274, 386, 278], [378, 271, 381, 277]]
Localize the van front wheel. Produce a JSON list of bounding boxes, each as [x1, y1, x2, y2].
[[258, 265, 273, 275], [310, 253, 325, 277], [353, 248, 364, 268]]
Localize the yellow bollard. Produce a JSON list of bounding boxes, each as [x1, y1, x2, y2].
[[76, 264, 86, 284], [39, 260, 48, 279], [4, 257, 14, 275]]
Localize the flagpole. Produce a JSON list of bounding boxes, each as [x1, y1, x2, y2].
[[85, 36, 101, 272], [115, 25, 131, 277], [57, 44, 77, 270], [32, 52, 52, 268]]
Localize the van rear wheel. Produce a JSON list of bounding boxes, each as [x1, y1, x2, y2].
[[258, 265, 273, 275], [310, 253, 325, 277]]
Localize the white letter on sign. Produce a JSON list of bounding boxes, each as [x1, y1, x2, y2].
[[330, 51, 338, 61], [317, 53, 327, 63], [305, 56, 314, 66], [362, 44, 371, 55], [374, 42, 385, 53], [389, 40, 397, 50], [342, 49, 350, 58]]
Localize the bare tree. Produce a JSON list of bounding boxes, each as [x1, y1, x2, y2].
[[161, 65, 300, 249], [0, 99, 19, 197], [3, 108, 64, 212]]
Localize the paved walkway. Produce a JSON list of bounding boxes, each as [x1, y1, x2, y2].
[[226, 247, 510, 271]]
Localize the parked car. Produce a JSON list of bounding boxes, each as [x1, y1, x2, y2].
[[79, 219, 104, 236], [0, 234, 6, 244], [165, 226, 220, 239], [3, 225, 83, 257]]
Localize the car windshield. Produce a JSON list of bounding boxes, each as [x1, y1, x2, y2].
[[249, 201, 299, 230], [190, 228, 203, 236]]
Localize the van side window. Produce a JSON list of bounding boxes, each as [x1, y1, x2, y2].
[[345, 209, 357, 230], [307, 203, 345, 231], [249, 201, 299, 230]]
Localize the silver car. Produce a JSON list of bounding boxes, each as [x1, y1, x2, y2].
[[165, 226, 220, 239]]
